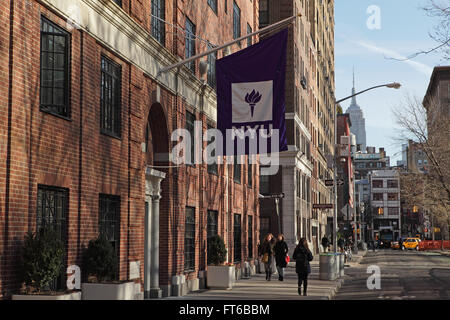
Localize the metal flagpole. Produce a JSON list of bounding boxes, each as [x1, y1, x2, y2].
[[157, 14, 302, 76]]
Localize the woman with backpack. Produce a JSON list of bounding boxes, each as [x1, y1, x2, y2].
[[274, 234, 289, 281], [260, 233, 275, 281], [293, 237, 314, 296]]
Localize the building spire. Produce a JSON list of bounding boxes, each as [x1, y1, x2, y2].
[[351, 67, 357, 106]]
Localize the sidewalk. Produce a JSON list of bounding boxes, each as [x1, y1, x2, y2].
[[163, 250, 367, 300]]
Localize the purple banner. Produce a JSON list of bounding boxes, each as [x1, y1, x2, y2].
[[216, 29, 288, 156]]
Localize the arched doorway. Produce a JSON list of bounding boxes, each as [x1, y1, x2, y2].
[[144, 103, 170, 299]]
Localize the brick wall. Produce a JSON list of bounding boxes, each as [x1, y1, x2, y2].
[[0, 0, 259, 298]]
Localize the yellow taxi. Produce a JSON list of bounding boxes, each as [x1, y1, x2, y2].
[[402, 238, 421, 251]]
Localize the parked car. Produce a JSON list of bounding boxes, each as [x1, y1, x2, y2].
[[391, 241, 400, 249], [402, 238, 421, 251]]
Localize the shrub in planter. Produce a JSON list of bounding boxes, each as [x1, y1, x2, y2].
[[207, 235, 234, 289], [82, 235, 117, 282], [21, 226, 65, 293], [208, 235, 227, 265]]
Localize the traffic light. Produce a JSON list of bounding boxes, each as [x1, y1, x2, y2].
[[413, 205, 419, 213], [378, 207, 384, 215]]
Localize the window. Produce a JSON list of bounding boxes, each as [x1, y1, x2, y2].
[[185, 18, 196, 73], [233, 214, 241, 262], [377, 162, 382, 168], [225, 0, 227, 13], [387, 180, 398, 188], [388, 207, 398, 215], [373, 193, 383, 201], [207, 124, 218, 174], [233, 1, 241, 40], [372, 180, 383, 188], [248, 216, 253, 258], [184, 207, 196, 271], [100, 56, 122, 137], [247, 158, 252, 187], [259, 0, 269, 27], [37, 185, 69, 290], [234, 156, 241, 183], [207, 0, 217, 14], [259, 166, 270, 194], [247, 23, 252, 47], [207, 210, 218, 265], [388, 193, 398, 201], [418, 159, 423, 165], [207, 43, 216, 89], [151, 0, 165, 45], [40, 17, 70, 118], [99, 194, 120, 279], [112, 0, 122, 7], [186, 111, 195, 165]]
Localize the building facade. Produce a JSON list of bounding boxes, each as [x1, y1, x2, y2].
[[0, 0, 260, 298], [258, 0, 335, 254], [369, 170, 401, 243]]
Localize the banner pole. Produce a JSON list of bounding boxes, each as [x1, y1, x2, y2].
[[157, 14, 301, 76]]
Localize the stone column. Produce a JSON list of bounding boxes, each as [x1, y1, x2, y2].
[[144, 168, 166, 299], [150, 194, 161, 298]]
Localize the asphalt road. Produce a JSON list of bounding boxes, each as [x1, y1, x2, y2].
[[334, 249, 450, 300]]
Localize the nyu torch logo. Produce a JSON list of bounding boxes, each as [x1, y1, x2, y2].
[[245, 90, 262, 117]]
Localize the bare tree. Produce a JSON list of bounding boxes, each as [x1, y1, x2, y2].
[[386, 0, 450, 61], [393, 95, 450, 240]]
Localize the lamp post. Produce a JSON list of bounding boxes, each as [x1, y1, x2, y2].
[[332, 82, 401, 254]]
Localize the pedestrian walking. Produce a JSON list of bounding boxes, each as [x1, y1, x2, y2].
[[321, 235, 330, 252], [260, 233, 275, 281], [274, 234, 289, 281], [293, 238, 313, 296]]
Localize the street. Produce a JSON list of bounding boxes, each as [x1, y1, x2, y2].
[[334, 250, 450, 300]]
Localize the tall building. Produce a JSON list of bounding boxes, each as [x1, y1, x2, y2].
[[345, 73, 367, 152], [422, 65, 449, 240], [258, 0, 335, 254], [369, 170, 401, 243], [0, 0, 259, 298], [336, 113, 355, 237], [353, 147, 390, 180]]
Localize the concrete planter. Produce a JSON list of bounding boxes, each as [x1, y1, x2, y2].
[[207, 265, 235, 289], [319, 253, 339, 280], [12, 291, 81, 300], [82, 281, 136, 300]]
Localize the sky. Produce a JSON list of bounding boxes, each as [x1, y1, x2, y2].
[[334, 0, 448, 164]]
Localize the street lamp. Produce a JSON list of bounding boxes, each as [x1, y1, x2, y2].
[[332, 82, 401, 254]]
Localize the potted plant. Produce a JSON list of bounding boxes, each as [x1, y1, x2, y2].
[[81, 235, 136, 300], [13, 226, 81, 300], [206, 235, 235, 289]]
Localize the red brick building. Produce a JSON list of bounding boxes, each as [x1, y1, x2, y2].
[[0, 0, 259, 298]]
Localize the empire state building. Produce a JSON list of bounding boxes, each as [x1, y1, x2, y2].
[[345, 74, 367, 152]]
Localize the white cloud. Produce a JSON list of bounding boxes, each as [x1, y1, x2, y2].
[[354, 41, 434, 76]]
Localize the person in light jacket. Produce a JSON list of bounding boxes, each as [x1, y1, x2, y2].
[[293, 237, 313, 296], [274, 234, 289, 281]]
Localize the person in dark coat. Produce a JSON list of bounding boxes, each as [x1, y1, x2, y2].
[[260, 233, 275, 281], [321, 235, 330, 252], [274, 234, 289, 281], [293, 237, 313, 296]]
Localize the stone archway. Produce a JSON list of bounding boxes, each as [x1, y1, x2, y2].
[[144, 102, 169, 299]]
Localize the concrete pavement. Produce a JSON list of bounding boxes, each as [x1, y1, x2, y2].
[[163, 250, 368, 300]]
